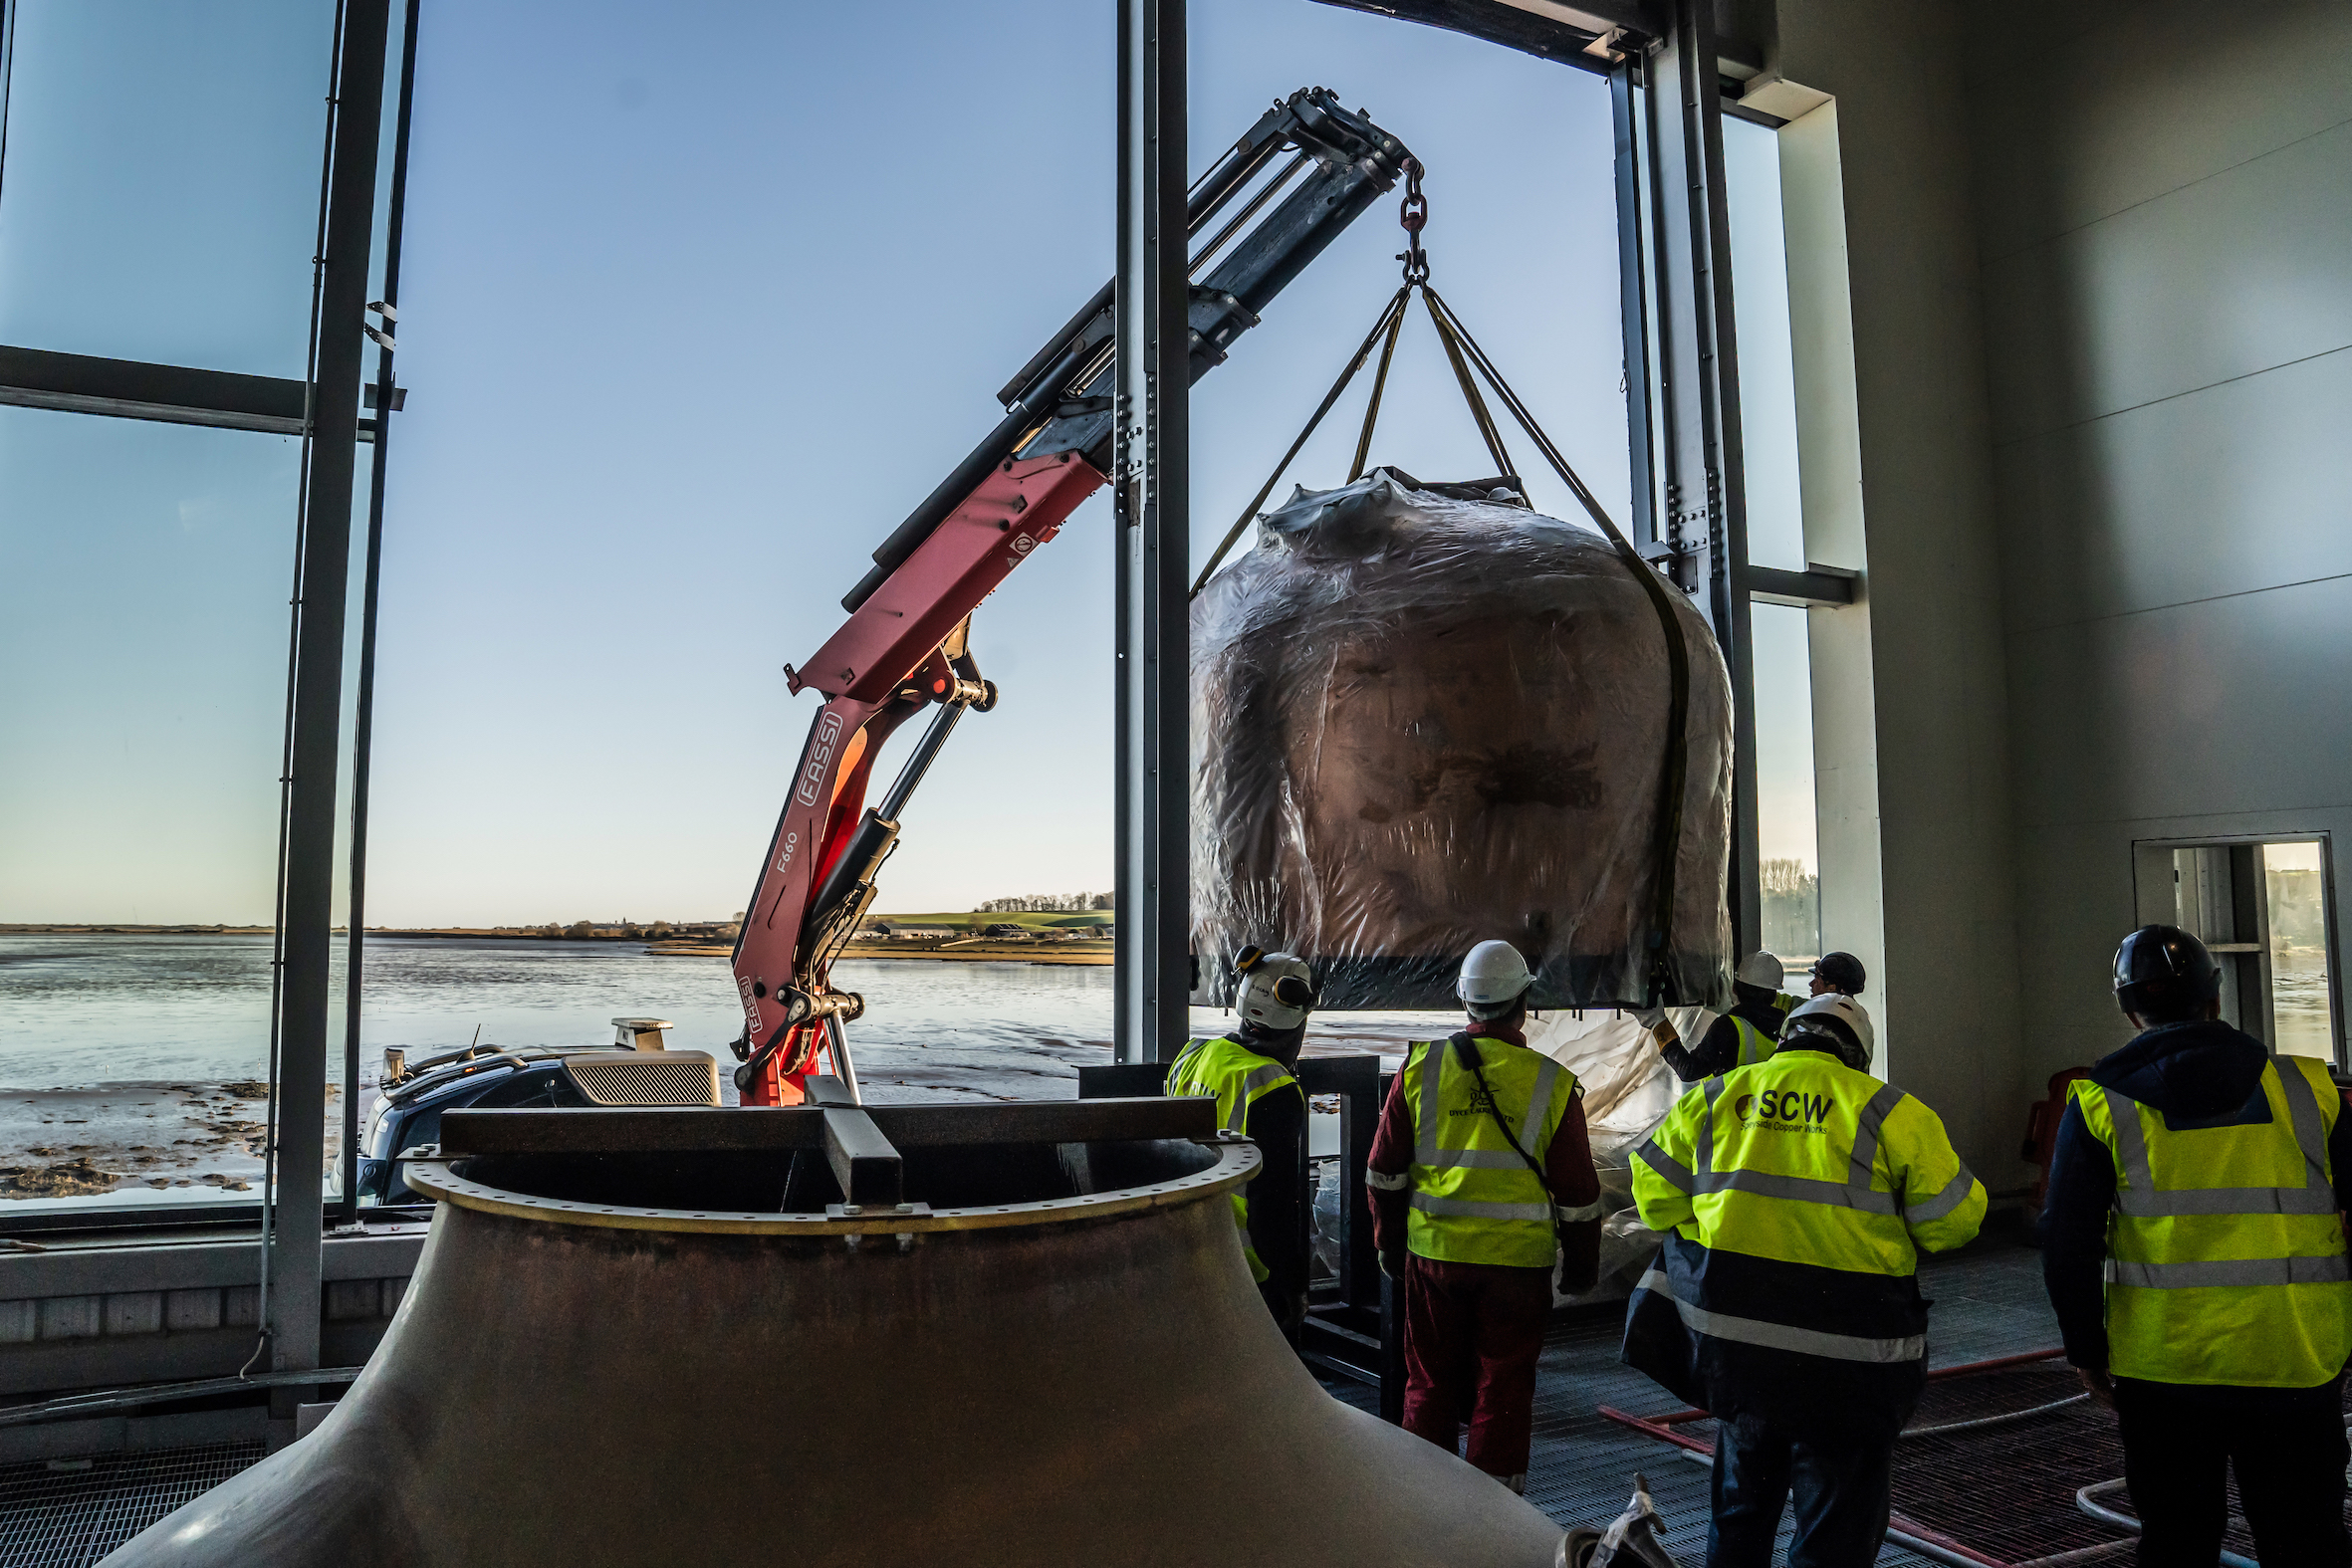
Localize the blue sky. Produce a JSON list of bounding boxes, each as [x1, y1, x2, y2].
[[0, 1, 1813, 926]]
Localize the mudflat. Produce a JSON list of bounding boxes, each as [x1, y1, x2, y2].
[[0, 1081, 324, 1200]]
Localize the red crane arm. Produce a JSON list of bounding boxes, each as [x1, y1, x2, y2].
[[731, 454, 1103, 1103], [723, 88, 1413, 1106]]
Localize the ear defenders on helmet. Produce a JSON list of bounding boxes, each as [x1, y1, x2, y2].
[[1231, 947, 1318, 1030]]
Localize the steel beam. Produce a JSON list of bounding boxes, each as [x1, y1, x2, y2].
[[1645, 0, 1760, 954], [1113, 0, 1191, 1065], [821, 1108, 903, 1209], [0, 344, 388, 439], [1740, 563, 1856, 608], [271, 0, 391, 1381], [435, 1098, 1220, 1156], [1303, 0, 1767, 86], [344, 0, 420, 1225]]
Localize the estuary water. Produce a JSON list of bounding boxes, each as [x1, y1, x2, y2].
[[0, 932, 1450, 1099], [0, 932, 1458, 1210], [5, 933, 2331, 1214]]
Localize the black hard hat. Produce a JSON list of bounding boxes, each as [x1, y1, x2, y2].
[[2112, 925, 2221, 1016], [1811, 952, 1867, 995]]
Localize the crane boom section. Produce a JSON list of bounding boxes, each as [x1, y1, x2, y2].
[[731, 89, 1412, 1104]]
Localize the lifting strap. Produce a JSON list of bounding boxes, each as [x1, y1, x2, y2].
[[1190, 160, 1697, 1006]]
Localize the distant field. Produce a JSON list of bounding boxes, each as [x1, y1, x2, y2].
[[872, 911, 1110, 931]]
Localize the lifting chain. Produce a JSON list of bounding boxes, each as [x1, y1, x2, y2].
[[1396, 156, 1430, 285]]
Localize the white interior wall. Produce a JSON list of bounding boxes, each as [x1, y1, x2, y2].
[[1777, 102, 1885, 1073], [1762, 0, 2352, 1181], [1963, 0, 2352, 1088], [1766, 0, 2024, 1179]]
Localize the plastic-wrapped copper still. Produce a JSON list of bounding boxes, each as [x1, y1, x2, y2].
[[1190, 469, 1734, 1011]]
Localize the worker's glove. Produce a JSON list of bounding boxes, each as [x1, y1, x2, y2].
[[1378, 1247, 1407, 1281], [1630, 1006, 1668, 1032]]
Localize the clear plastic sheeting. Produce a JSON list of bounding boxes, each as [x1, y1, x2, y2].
[[1525, 1006, 1702, 1305], [1191, 471, 1735, 1011]]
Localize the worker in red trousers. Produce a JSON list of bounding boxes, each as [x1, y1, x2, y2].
[[1366, 940, 1604, 1492]]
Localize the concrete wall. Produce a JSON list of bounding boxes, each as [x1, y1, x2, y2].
[[0, 1229, 421, 1462], [1762, 0, 2352, 1179], [1962, 0, 2352, 1089], [1767, 0, 2025, 1179]]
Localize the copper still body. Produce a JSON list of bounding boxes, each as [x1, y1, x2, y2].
[[105, 1110, 1565, 1566]]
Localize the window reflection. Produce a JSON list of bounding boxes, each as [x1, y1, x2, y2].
[[2264, 841, 2335, 1060], [2162, 839, 2339, 1060], [0, 0, 336, 375], [1724, 114, 1805, 572], [0, 409, 302, 1208], [1750, 602, 1819, 962]]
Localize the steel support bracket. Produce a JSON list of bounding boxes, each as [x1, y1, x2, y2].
[[1740, 563, 1857, 608], [822, 1106, 904, 1209]]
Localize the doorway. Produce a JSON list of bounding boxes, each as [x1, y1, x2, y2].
[[2132, 837, 2341, 1062]]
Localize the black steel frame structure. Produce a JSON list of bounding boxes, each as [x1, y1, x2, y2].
[[0, 2, 418, 1393], [1112, 0, 1194, 1065], [342, 0, 424, 1233]]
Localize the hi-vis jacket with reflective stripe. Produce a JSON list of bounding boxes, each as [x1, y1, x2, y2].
[[1378, 1035, 1591, 1268], [2073, 1053, 2352, 1388], [1622, 1047, 1987, 1433], [1168, 1034, 1302, 1284], [1729, 1015, 1776, 1071]]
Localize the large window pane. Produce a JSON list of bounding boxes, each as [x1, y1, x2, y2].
[[0, 410, 301, 1209], [1751, 602, 1819, 963], [1723, 114, 1805, 572], [0, 0, 335, 375], [2264, 840, 2336, 1060], [2156, 838, 2339, 1060]]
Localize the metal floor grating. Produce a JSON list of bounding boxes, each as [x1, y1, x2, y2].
[[1606, 1359, 2138, 1564], [1324, 1224, 2077, 1564], [0, 1443, 263, 1567]]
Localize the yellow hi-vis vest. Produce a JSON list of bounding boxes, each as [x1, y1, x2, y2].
[[2073, 1055, 2352, 1388], [1167, 1035, 1300, 1283], [1729, 1015, 1777, 1071], [1386, 1035, 1588, 1269], [1633, 1049, 1987, 1282]]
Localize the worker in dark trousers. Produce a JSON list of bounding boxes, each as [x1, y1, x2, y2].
[[1625, 994, 1986, 1567], [1806, 951, 1866, 1000], [1633, 952, 1793, 1081], [1365, 940, 1604, 1493], [1167, 946, 1312, 1339], [2040, 925, 2352, 1567]]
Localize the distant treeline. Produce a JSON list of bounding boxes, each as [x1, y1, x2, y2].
[[974, 893, 1115, 913], [1762, 857, 1820, 962]]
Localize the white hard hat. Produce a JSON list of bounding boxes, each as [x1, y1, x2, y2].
[[1736, 952, 1784, 990], [1234, 947, 1316, 1031], [1782, 993, 1875, 1066], [1457, 940, 1535, 1017]]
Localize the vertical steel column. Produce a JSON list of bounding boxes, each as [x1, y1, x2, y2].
[[1646, 2, 1760, 955], [1112, 0, 1191, 1065], [274, 0, 390, 1375], [342, 0, 419, 1223]]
